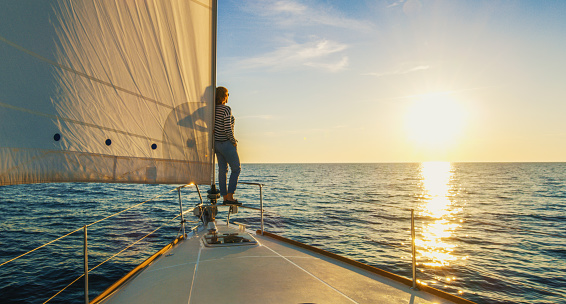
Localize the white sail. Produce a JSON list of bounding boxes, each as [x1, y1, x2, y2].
[[0, 0, 216, 185]]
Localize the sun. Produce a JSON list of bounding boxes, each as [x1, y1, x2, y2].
[[404, 93, 466, 148]]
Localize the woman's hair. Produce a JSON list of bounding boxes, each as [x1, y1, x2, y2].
[[216, 86, 228, 105]]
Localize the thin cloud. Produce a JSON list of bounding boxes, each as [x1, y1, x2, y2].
[[386, 0, 423, 16], [364, 64, 430, 77], [242, 0, 372, 31], [375, 85, 501, 103], [305, 56, 349, 73], [387, 1, 403, 8], [270, 1, 307, 14], [237, 38, 349, 72]]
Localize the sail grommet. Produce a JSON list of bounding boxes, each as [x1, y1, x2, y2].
[[53, 133, 61, 141], [105, 139, 112, 146], [151, 144, 157, 150]]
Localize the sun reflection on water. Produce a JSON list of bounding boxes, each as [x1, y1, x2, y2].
[[416, 162, 461, 268]]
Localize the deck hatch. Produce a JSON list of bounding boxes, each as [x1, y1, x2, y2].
[[202, 231, 258, 247]]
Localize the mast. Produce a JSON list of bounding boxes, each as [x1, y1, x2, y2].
[[211, 0, 218, 187]]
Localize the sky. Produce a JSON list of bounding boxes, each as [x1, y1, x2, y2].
[[216, 0, 566, 163]]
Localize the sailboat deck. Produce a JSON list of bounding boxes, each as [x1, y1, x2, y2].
[[99, 223, 459, 304]]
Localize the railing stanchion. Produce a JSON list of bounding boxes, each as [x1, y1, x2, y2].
[[195, 184, 204, 204], [178, 188, 186, 238], [84, 225, 89, 304], [411, 209, 419, 290], [239, 182, 265, 235], [260, 184, 264, 235]]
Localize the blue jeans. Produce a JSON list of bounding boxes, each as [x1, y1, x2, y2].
[[214, 141, 241, 196]]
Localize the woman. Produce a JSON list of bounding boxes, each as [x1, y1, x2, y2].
[[214, 86, 241, 205]]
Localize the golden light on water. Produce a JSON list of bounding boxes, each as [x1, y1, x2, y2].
[[416, 162, 461, 268]]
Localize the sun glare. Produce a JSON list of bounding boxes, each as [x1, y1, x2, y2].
[[405, 94, 466, 148]]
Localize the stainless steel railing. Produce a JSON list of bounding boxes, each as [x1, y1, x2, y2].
[[238, 182, 264, 234], [257, 184, 566, 302], [0, 183, 203, 304]]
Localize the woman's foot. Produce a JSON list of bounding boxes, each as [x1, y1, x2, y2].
[[223, 199, 241, 206], [223, 193, 240, 205]]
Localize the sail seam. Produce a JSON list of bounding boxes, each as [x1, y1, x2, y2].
[[0, 147, 211, 164], [0, 101, 207, 151], [0, 34, 173, 110], [0, 148, 211, 186], [0, 150, 54, 184]]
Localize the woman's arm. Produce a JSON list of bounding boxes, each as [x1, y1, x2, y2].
[[222, 107, 237, 145]]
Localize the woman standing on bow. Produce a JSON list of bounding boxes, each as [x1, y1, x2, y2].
[[214, 86, 241, 205]]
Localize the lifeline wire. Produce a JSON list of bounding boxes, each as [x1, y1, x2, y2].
[[265, 184, 565, 239], [0, 184, 190, 268], [44, 210, 196, 303], [254, 183, 566, 299], [0, 226, 83, 268]]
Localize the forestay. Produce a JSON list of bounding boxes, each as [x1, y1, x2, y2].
[[0, 0, 216, 186]]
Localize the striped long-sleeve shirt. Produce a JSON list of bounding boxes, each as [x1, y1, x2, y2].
[[214, 104, 237, 144]]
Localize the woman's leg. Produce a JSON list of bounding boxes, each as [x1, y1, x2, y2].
[[216, 141, 240, 199], [215, 142, 228, 197], [219, 143, 240, 199]]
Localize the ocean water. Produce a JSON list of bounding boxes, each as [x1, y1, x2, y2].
[[1, 163, 565, 304]]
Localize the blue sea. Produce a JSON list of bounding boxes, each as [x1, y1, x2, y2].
[[1, 163, 565, 304]]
